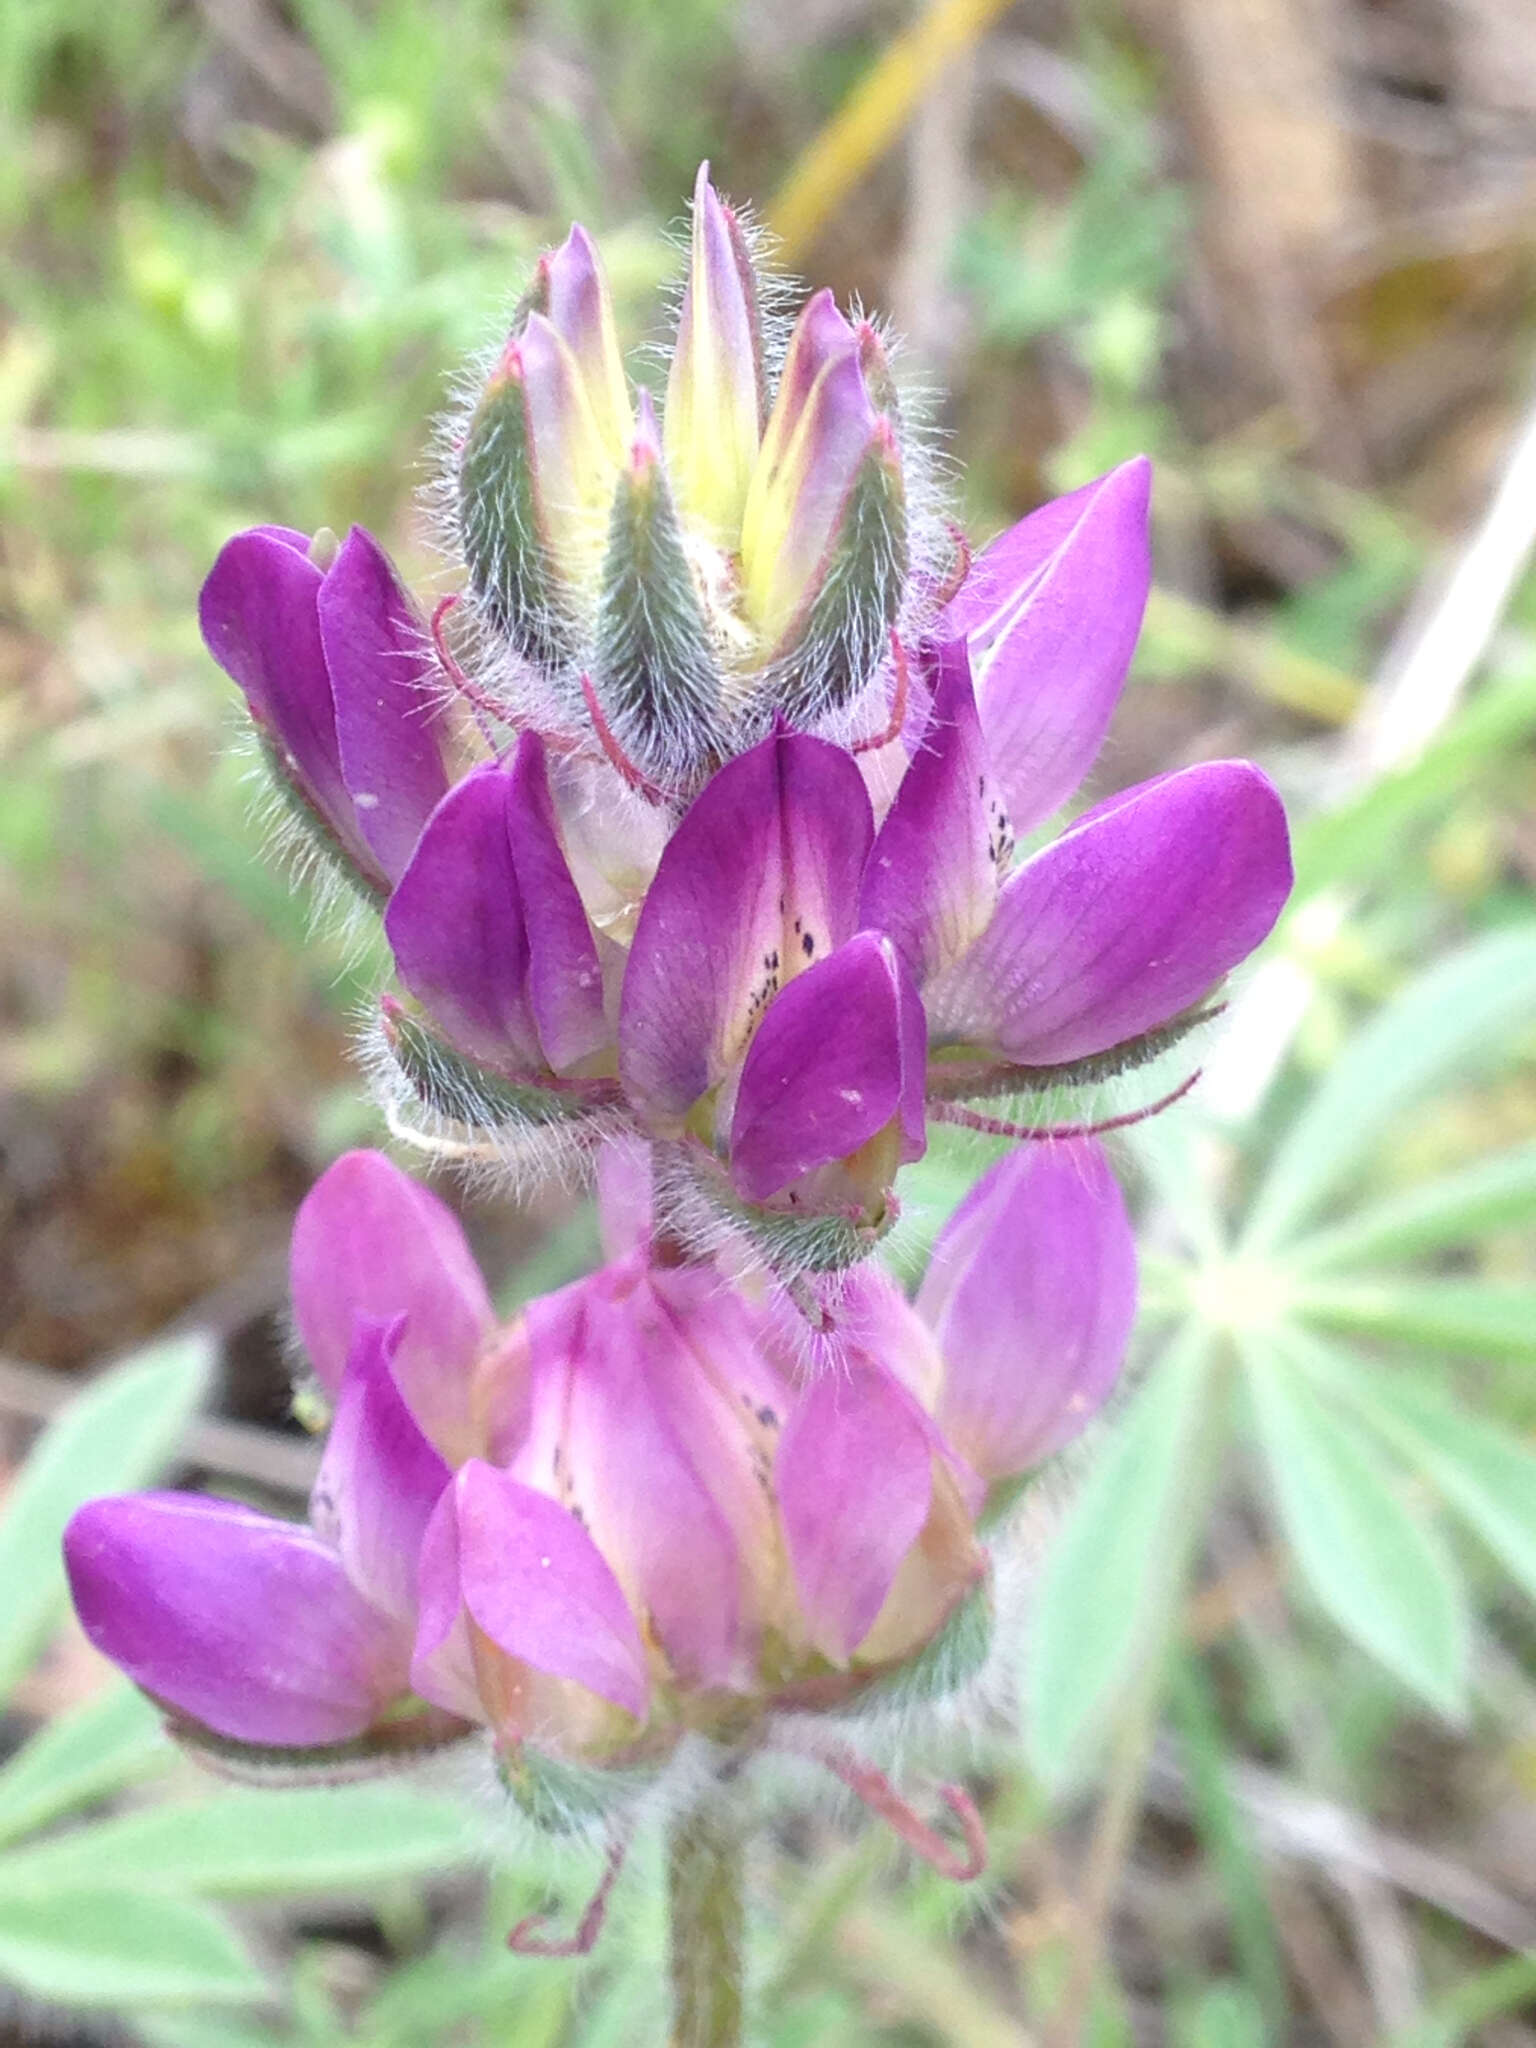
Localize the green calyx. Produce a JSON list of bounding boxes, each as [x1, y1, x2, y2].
[[383, 1002, 598, 1133], [254, 732, 386, 905], [678, 1146, 899, 1275], [774, 430, 908, 726], [167, 1701, 474, 1789], [497, 1744, 661, 1835], [848, 1577, 995, 1716], [592, 432, 723, 787], [458, 362, 577, 674]]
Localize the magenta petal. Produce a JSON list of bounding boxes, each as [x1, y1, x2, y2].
[[554, 1284, 744, 1689], [646, 1266, 790, 1572], [318, 528, 450, 885], [926, 759, 1293, 1066], [595, 1136, 654, 1261], [505, 732, 609, 1071], [730, 932, 926, 1202], [419, 1463, 649, 1720], [408, 1486, 482, 1723], [859, 641, 1005, 986], [384, 763, 542, 1073], [288, 1150, 492, 1457], [386, 739, 604, 1076], [776, 1365, 934, 1662], [939, 459, 1152, 833], [64, 1493, 408, 1746], [310, 1318, 452, 1623], [920, 1140, 1137, 1478], [620, 731, 873, 1127], [200, 529, 374, 878]]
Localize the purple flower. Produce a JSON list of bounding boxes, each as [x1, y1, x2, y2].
[[916, 1140, 1139, 1477], [383, 734, 609, 1083], [200, 525, 452, 894], [861, 628, 1293, 1072], [64, 1134, 1135, 1769], [65, 1313, 454, 1750]]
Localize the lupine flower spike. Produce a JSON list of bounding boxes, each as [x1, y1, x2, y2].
[[77, 165, 1296, 1994]]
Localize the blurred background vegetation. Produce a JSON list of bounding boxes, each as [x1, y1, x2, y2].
[[2, 0, 1536, 2041]]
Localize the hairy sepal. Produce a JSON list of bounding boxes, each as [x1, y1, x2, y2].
[[924, 1001, 1223, 1105], [671, 1144, 897, 1277], [459, 365, 578, 673], [833, 1575, 993, 1718], [166, 1701, 475, 1788], [497, 1743, 663, 1836], [253, 732, 388, 907], [772, 429, 909, 726], [592, 420, 722, 787], [383, 1001, 603, 1134]]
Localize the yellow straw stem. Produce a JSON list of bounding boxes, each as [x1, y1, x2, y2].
[[767, 0, 1015, 262]]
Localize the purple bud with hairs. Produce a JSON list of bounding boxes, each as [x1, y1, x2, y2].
[[199, 525, 450, 896]]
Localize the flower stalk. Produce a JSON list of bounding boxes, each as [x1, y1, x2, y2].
[[668, 1784, 747, 2048]]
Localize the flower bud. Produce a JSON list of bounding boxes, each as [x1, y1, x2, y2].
[[542, 223, 632, 462], [199, 525, 451, 898], [739, 317, 907, 713], [379, 997, 595, 1137], [664, 163, 765, 548], [918, 1140, 1137, 1486], [591, 390, 723, 787], [460, 235, 631, 666]]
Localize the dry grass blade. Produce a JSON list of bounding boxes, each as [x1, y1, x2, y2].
[[768, 0, 1016, 260]]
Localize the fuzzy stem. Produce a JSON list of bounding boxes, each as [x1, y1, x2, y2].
[[667, 1787, 746, 2048]]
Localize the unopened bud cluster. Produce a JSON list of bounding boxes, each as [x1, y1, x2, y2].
[[458, 166, 923, 790]]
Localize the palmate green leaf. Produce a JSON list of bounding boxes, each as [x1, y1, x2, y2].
[[1297, 1278, 1536, 1363], [0, 1886, 264, 2009], [0, 1682, 166, 1850], [1242, 1342, 1470, 1719], [0, 1333, 212, 1701], [1241, 928, 1536, 1255], [1337, 1372, 1536, 1606], [0, 1784, 475, 1899], [1290, 1142, 1536, 1272], [1025, 1327, 1218, 1790]]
